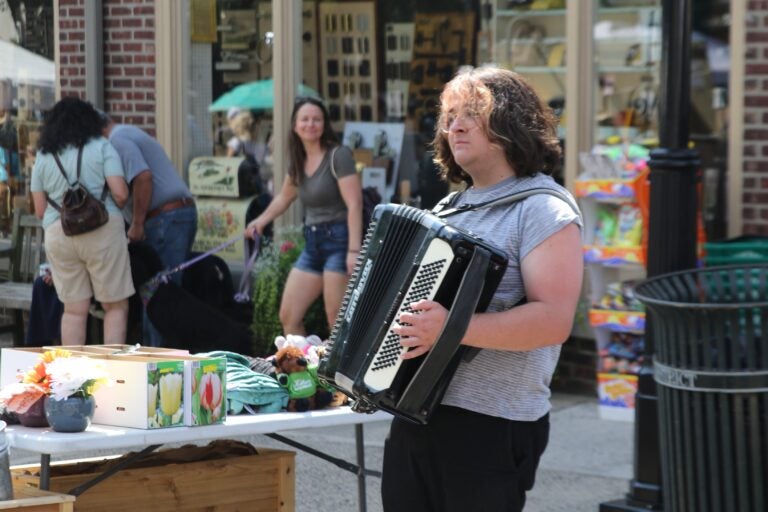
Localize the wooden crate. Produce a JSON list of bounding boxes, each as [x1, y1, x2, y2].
[[12, 445, 295, 512], [0, 482, 74, 511]]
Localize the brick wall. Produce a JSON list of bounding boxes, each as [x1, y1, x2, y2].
[[58, 0, 86, 98], [743, 1, 768, 235], [58, 0, 157, 136], [103, 0, 156, 134]]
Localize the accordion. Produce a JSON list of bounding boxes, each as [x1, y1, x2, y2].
[[318, 204, 508, 424]]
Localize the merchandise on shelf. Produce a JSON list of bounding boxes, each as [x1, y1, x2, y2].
[[578, 143, 649, 182], [598, 332, 644, 374], [492, 2, 567, 137], [590, 204, 643, 248], [578, 143, 650, 266], [583, 245, 645, 266], [597, 372, 638, 417], [578, 143, 651, 422], [594, 204, 617, 246], [591, 279, 646, 332], [588, 309, 645, 333], [574, 178, 637, 200], [614, 204, 643, 247], [596, 280, 644, 312]]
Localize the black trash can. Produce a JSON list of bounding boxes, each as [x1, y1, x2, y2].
[[634, 264, 768, 512]]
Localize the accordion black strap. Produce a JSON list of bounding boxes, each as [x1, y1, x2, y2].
[[433, 187, 580, 219], [430, 187, 580, 364], [47, 146, 109, 211], [396, 245, 491, 414]]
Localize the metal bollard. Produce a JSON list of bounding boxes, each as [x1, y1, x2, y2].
[[0, 421, 13, 500]]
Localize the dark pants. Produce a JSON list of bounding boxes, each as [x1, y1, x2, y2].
[[382, 405, 549, 512], [142, 205, 197, 346]]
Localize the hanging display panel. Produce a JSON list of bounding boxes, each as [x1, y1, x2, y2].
[[406, 12, 476, 135], [319, 2, 379, 132]]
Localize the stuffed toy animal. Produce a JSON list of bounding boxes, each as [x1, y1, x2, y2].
[[272, 346, 334, 412], [274, 334, 325, 366]]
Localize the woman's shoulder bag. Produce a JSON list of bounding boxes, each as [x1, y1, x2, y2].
[[47, 146, 110, 236]]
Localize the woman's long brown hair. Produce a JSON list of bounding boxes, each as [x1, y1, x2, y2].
[[287, 97, 339, 185]]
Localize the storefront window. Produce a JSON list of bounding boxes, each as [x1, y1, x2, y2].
[[187, 0, 480, 212], [188, 0, 275, 161], [312, 0, 480, 208], [187, 0, 276, 260], [184, 0, 728, 226], [0, 0, 54, 232]]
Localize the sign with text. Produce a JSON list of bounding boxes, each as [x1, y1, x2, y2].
[[189, 156, 246, 198]]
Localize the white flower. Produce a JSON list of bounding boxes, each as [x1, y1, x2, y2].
[[46, 357, 109, 401]]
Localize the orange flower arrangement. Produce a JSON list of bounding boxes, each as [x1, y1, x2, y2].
[[0, 349, 79, 414], [22, 348, 73, 391]]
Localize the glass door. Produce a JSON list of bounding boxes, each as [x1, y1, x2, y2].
[[592, 0, 731, 240], [593, 1, 662, 145], [492, 0, 569, 182]]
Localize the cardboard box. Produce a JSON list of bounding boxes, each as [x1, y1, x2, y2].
[[0, 348, 187, 429], [597, 372, 638, 422], [64, 344, 191, 357], [49, 347, 226, 425], [1, 348, 226, 428], [179, 355, 227, 426], [0, 482, 75, 511], [70, 343, 189, 356], [105, 352, 228, 427], [0, 347, 48, 387], [12, 443, 295, 512], [88, 354, 187, 429], [0, 346, 189, 388]]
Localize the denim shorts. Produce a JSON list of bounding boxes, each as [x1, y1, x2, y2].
[[294, 221, 348, 275]]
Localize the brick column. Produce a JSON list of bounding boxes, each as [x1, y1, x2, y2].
[[103, 0, 156, 135], [743, 1, 768, 235], [58, 0, 157, 136], [58, 0, 87, 98]]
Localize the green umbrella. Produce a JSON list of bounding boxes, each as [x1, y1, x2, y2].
[[208, 79, 319, 112]]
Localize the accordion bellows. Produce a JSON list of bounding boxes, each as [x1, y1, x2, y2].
[[318, 204, 508, 424]]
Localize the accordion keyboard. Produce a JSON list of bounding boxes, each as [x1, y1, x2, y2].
[[362, 237, 454, 392]]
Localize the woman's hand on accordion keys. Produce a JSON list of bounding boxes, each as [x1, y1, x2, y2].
[[394, 300, 449, 360]]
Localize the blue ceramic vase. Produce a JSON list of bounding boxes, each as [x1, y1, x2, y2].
[[43, 395, 95, 433]]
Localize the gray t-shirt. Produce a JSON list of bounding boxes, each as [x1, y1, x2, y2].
[[299, 145, 356, 225], [109, 124, 191, 220], [30, 138, 125, 229], [440, 173, 582, 421]]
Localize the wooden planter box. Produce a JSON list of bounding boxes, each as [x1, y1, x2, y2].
[[0, 483, 74, 511], [12, 441, 295, 512]]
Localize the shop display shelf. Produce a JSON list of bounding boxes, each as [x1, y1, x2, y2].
[[583, 245, 645, 266], [589, 308, 645, 333]]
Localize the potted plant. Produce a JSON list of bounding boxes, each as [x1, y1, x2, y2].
[[251, 227, 328, 356], [0, 349, 110, 432]]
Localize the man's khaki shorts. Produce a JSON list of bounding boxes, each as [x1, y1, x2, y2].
[[45, 214, 135, 303]]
